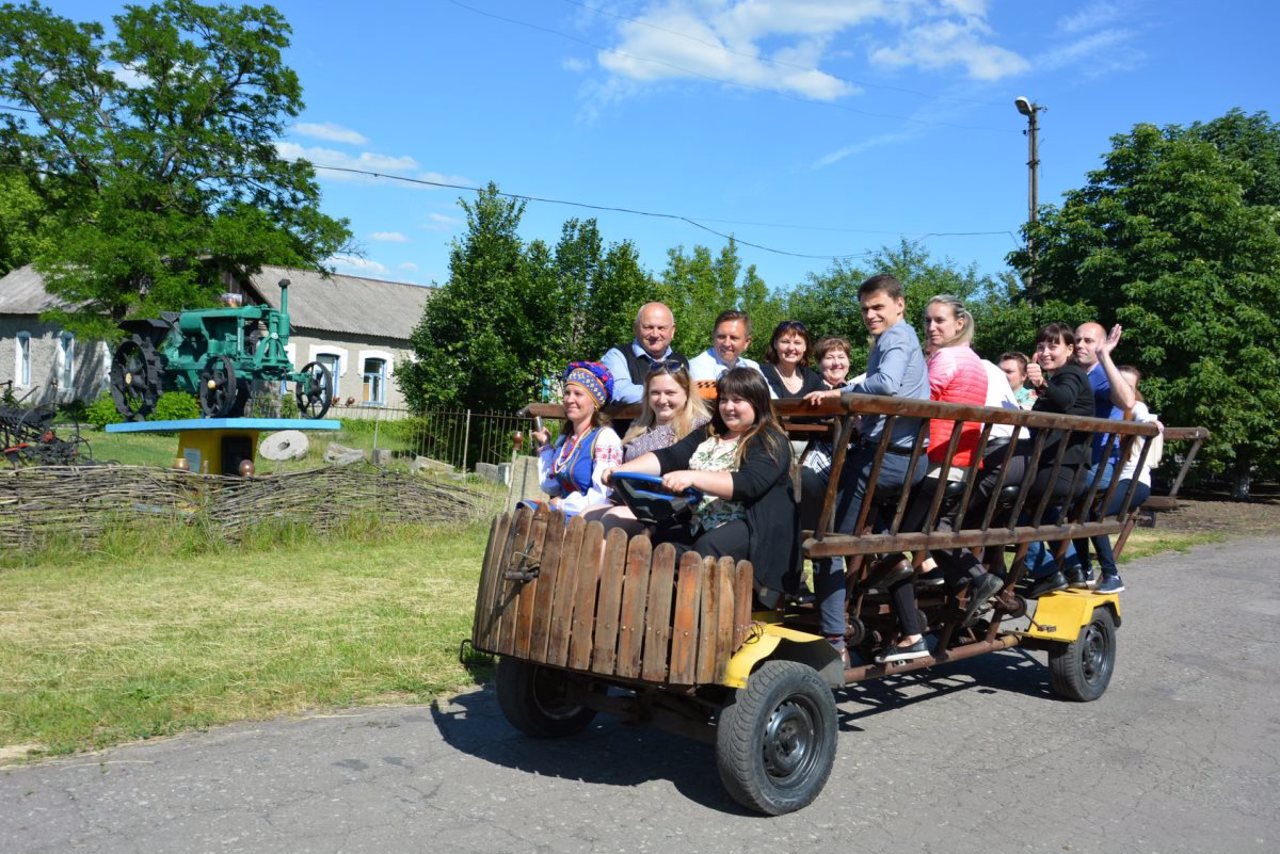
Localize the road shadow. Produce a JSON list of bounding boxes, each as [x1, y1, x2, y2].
[[833, 646, 1054, 731], [433, 646, 1055, 812], [430, 687, 748, 814]]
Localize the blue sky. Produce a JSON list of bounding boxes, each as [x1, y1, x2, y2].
[[51, 0, 1280, 293]]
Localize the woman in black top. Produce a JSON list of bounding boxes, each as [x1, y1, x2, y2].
[[760, 320, 826, 399], [607, 367, 797, 605]]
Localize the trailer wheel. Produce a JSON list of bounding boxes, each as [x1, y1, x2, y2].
[[1048, 607, 1116, 702], [715, 660, 837, 815], [495, 657, 597, 738]]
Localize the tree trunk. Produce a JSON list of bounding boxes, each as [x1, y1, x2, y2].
[[1231, 468, 1252, 501]]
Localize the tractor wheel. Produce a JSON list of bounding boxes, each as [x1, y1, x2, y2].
[[110, 335, 162, 421], [715, 660, 838, 815], [1048, 607, 1117, 702], [198, 355, 238, 418], [494, 657, 598, 738], [294, 361, 333, 419]]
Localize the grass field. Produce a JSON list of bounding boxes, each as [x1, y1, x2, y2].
[[0, 519, 1220, 764], [0, 520, 490, 761]]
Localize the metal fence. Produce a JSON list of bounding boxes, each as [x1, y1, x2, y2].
[[333, 406, 542, 473]]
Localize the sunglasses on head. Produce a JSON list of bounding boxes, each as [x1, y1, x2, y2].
[[648, 358, 686, 374]]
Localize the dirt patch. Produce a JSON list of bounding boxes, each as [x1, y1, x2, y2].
[[1147, 494, 1280, 536]]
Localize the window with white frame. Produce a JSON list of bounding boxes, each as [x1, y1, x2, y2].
[[57, 332, 75, 391], [309, 346, 347, 400], [362, 357, 387, 405], [15, 332, 31, 387]]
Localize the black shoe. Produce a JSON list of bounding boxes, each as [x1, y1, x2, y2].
[[1068, 566, 1095, 589], [875, 637, 929, 664], [863, 556, 912, 593], [916, 567, 946, 587], [961, 573, 1004, 627], [1026, 570, 1068, 599]]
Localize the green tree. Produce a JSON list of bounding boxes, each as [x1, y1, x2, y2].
[[582, 239, 657, 360], [397, 183, 561, 414], [658, 239, 782, 361], [0, 0, 351, 338], [0, 171, 51, 275], [1012, 112, 1280, 496]]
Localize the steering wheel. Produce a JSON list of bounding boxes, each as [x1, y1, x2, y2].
[[610, 472, 703, 527]]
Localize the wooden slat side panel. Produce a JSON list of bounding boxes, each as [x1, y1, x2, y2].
[[712, 556, 736, 683], [546, 516, 587, 667], [512, 509, 553, 660], [493, 507, 535, 655], [568, 521, 606, 671], [615, 534, 653, 679], [473, 512, 512, 652], [527, 509, 566, 662], [591, 527, 629, 675], [668, 551, 706, 686], [640, 543, 678, 683], [471, 513, 507, 648], [695, 556, 723, 684], [732, 559, 754, 651]]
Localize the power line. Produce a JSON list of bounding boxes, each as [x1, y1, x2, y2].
[[446, 0, 1014, 134]]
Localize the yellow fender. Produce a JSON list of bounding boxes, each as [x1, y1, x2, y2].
[[1024, 590, 1121, 642], [721, 623, 844, 689]]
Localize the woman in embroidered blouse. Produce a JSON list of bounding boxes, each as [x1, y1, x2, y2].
[[606, 367, 797, 601], [530, 361, 622, 516]]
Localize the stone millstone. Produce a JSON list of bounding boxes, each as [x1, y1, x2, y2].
[[258, 430, 309, 461]]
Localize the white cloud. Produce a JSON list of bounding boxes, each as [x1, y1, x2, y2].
[[294, 122, 368, 145], [1057, 1, 1125, 35], [562, 57, 590, 73], [414, 171, 473, 189], [869, 19, 1029, 80], [812, 130, 913, 168], [398, 262, 419, 272], [588, 1, 1028, 103], [422, 213, 461, 232], [276, 142, 419, 178], [330, 254, 389, 276], [370, 231, 408, 243], [1037, 28, 1142, 76]]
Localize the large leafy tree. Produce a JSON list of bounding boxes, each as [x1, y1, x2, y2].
[[398, 184, 562, 414], [0, 0, 350, 338], [1011, 110, 1280, 495]]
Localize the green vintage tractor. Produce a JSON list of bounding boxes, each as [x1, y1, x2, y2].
[[109, 279, 332, 421]]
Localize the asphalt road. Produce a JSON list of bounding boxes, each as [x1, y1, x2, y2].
[[4, 537, 1278, 854]]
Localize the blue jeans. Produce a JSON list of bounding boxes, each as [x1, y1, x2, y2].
[[1025, 460, 1113, 576], [1085, 480, 1150, 578], [814, 445, 926, 636]]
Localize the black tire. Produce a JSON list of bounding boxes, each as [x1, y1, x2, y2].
[[294, 361, 333, 419], [110, 335, 161, 421], [494, 657, 598, 738], [1048, 606, 1117, 702], [198, 355, 238, 418], [715, 660, 838, 815]]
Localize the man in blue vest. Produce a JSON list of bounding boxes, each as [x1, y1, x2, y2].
[[599, 302, 688, 405]]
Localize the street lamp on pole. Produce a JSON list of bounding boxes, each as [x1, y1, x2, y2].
[[1015, 95, 1044, 300]]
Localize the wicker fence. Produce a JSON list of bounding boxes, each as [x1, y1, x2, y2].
[[1, 463, 494, 550]]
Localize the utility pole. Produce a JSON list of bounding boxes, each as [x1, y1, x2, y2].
[[1015, 96, 1043, 303]]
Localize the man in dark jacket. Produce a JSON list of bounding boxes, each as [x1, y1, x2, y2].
[[600, 302, 688, 405]]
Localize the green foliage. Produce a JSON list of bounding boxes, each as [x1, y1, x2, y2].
[[0, 0, 351, 338], [1012, 110, 1280, 487], [84, 392, 124, 429], [152, 391, 200, 422], [657, 239, 784, 361]]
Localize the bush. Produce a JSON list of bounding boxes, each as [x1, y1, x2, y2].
[[85, 392, 125, 429], [153, 391, 200, 422]]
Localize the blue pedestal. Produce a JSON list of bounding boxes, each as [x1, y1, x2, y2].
[[106, 418, 341, 475]]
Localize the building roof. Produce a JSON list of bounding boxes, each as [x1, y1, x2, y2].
[[246, 266, 432, 341], [0, 264, 66, 314], [0, 263, 435, 343]]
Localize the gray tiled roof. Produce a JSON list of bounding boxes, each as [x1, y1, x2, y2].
[[246, 266, 433, 341], [0, 264, 66, 313], [0, 263, 436, 342]]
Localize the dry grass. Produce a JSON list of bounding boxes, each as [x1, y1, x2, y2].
[[0, 520, 489, 761]]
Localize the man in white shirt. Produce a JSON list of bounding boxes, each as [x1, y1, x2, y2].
[[687, 310, 763, 382]]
